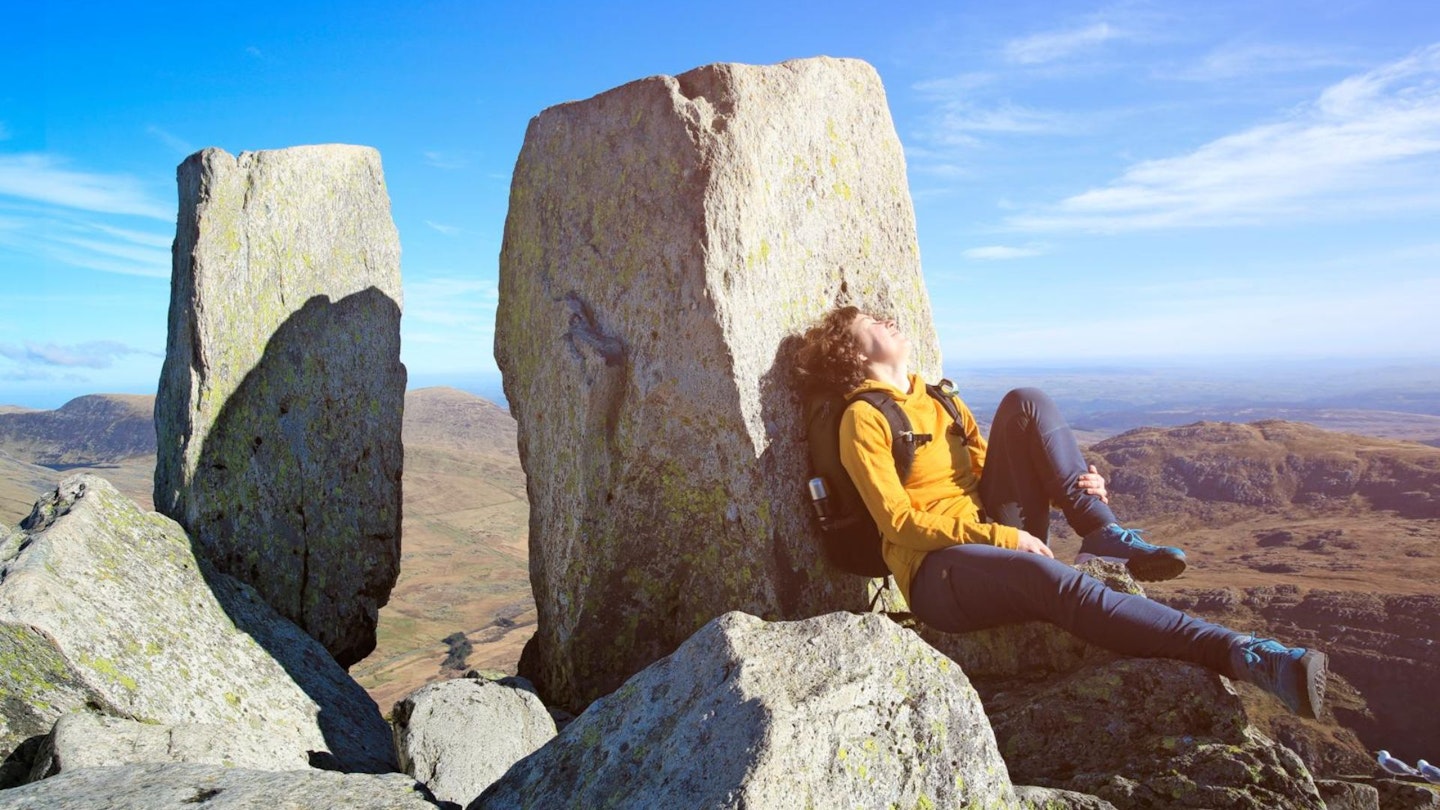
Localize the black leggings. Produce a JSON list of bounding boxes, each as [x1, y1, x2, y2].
[[909, 388, 1238, 676]]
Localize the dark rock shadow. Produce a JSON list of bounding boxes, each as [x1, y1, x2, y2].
[[181, 287, 404, 773], [756, 332, 870, 614]]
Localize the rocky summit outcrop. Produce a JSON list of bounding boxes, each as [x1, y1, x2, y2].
[[0, 762, 438, 810], [0, 475, 395, 779], [392, 677, 556, 807], [473, 611, 1017, 810], [154, 144, 406, 667], [986, 659, 1323, 809], [1159, 585, 1440, 771], [497, 55, 941, 712]]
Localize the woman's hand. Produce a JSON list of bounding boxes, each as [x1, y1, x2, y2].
[[1076, 464, 1109, 504], [1016, 530, 1055, 558]]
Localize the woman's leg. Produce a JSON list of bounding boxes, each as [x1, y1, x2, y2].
[[909, 544, 1234, 672], [978, 387, 1115, 540], [908, 544, 1328, 718], [978, 387, 1186, 581]]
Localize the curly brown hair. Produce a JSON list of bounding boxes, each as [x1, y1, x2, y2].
[[793, 305, 868, 396]]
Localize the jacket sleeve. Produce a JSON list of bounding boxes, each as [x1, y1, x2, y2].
[[839, 402, 1018, 552]]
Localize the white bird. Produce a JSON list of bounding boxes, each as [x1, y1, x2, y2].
[[1378, 750, 1420, 777], [1417, 759, 1440, 785]]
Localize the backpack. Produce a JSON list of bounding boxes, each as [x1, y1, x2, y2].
[[803, 379, 967, 578]]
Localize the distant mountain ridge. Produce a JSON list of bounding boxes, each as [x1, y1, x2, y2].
[[0, 394, 155, 466], [1091, 419, 1440, 521]]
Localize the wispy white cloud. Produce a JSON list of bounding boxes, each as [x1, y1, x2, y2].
[[0, 211, 171, 278], [1011, 43, 1440, 232], [1172, 42, 1361, 82], [0, 154, 171, 219], [913, 72, 995, 96], [146, 125, 194, 155], [246, 46, 267, 60], [0, 340, 156, 369], [401, 275, 499, 371], [423, 150, 469, 170], [941, 272, 1440, 361], [1005, 23, 1123, 65], [404, 276, 498, 330], [425, 220, 460, 235], [963, 245, 1045, 260]]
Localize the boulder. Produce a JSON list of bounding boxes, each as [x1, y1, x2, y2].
[[1314, 779, 1380, 810], [473, 611, 1016, 809], [985, 657, 1324, 809], [29, 712, 312, 780], [155, 144, 405, 667], [1371, 778, 1440, 809], [392, 678, 556, 806], [0, 475, 395, 774], [497, 55, 940, 712], [0, 762, 437, 809]]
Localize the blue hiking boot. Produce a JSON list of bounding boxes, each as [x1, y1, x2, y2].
[[1076, 524, 1187, 582], [1229, 636, 1328, 719]]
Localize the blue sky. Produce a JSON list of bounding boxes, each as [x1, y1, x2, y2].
[[2, 1, 1438, 409]]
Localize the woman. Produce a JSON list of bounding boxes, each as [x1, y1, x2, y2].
[[794, 306, 1328, 719]]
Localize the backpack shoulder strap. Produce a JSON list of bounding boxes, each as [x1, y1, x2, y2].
[[925, 378, 968, 443], [850, 391, 927, 482]]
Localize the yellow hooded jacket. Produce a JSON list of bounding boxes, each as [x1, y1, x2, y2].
[[838, 374, 1021, 604]]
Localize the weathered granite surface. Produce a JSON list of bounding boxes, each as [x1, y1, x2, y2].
[[29, 712, 313, 781], [392, 677, 555, 806], [155, 144, 405, 667], [0, 475, 395, 775], [986, 657, 1324, 809], [497, 55, 939, 712], [474, 611, 1016, 809], [0, 762, 438, 809]]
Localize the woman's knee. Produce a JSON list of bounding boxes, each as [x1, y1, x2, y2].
[[999, 386, 1056, 415]]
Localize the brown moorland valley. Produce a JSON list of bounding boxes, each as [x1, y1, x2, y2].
[[2, 389, 1437, 763]]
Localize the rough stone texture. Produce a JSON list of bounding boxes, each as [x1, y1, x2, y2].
[[1012, 785, 1118, 809], [985, 657, 1324, 809], [392, 678, 555, 807], [497, 56, 939, 712], [1315, 779, 1380, 810], [155, 144, 405, 668], [474, 611, 1015, 810], [29, 711, 313, 781], [0, 610, 123, 788], [0, 762, 438, 809], [0, 475, 395, 774], [1370, 778, 1440, 809]]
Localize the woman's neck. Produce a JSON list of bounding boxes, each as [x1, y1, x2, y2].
[[864, 361, 910, 393]]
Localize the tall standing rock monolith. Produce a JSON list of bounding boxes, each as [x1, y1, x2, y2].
[[496, 57, 940, 711], [155, 145, 405, 667]]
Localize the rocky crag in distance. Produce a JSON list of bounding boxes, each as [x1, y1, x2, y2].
[[497, 55, 941, 714], [154, 144, 406, 667]]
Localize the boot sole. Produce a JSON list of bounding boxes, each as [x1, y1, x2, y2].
[[1075, 551, 1187, 581], [1126, 552, 1187, 582], [1296, 650, 1328, 720]]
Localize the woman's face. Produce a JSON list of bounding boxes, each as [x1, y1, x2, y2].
[[849, 312, 910, 367]]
